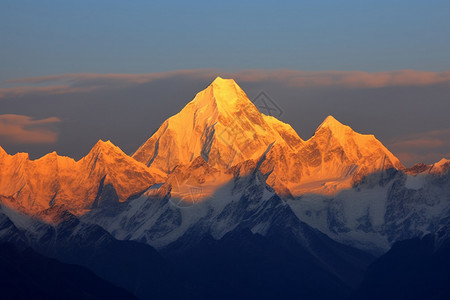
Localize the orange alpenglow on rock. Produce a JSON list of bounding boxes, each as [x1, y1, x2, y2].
[[0, 140, 165, 215], [281, 115, 404, 195], [0, 77, 406, 214], [132, 77, 303, 172], [134, 77, 404, 198]]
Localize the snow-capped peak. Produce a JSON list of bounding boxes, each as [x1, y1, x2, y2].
[[315, 115, 356, 139], [132, 78, 405, 197], [434, 158, 450, 167], [133, 77, 303, 173], [317, 115, 346, 129], [184, 76, 259, 118], [430, 158, 450, 174], [81, 139, 129, 168], [211, 76, 238, 88], [88, 139, 119, 154]]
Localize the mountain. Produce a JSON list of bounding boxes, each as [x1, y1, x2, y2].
[[83, 159, 374, 298], [0, 242, 136, 300], [168, 227, 371, 300], [0, 204, 184, 299], [259, 115, 404, 197], [290, 116, 403, 194], [0, 77, 432, 252], [132, 77, 303, 172], [115, 77, 447, 257], [289, 159, 450, 254], [352, 223, 450, 299], [1, 77, 449, 298], [0, 77, 404, 211], [1, 191, 373, 299], [0, 140, 165, 215], [133, 77, 403, 197], [407, 158, 450, 175]]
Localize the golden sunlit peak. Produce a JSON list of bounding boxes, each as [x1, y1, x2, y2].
[[321, 115, 341, 125], [317, 115, 348, 131], [211, 76, 236, 85], [196, 76, 249, 111], [94, 139, 114, 147], [210, 76, 241, 92], [435, 158, 450, 167], [89, 139, 120, 154]]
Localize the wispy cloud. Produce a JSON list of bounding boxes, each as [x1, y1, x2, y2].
[[388, 128, 450, 166], [0, 69, 212, 98], [2, 69, 450, 99], [0, 85, 97, 98], [0, 114, 61, 144], [4, 69, 208, 85], [232, 69, 450, 88]]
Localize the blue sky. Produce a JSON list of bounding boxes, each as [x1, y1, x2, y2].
[[1, 0, 450, 82]]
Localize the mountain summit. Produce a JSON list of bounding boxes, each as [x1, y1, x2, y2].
[[132, 77, 303, 173], [287, 115, 404, 194], [312, 115, 402, 172], [133, 78, 403, 196], [204, 76, 251, 112], [317, 115, 348, 135]]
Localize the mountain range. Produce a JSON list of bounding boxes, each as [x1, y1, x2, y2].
[[1, 77, 449, 299]]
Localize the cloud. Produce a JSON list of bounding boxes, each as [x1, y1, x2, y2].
[[387, 128, 450, 166], [395, 152, 450, 167], [389, 138, 445, 150], [0, 69, 212, 98], [1, 69, 450, 99], [230, 69, 450, 88], [0, 114, 61, 144], [0, 85, 97, 98], [4, 69, 206, 85]]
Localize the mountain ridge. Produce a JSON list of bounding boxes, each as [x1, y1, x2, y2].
[[132, 77, 404, 197], [0, 77, 432, 215], [0, 139, 165, 215]]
